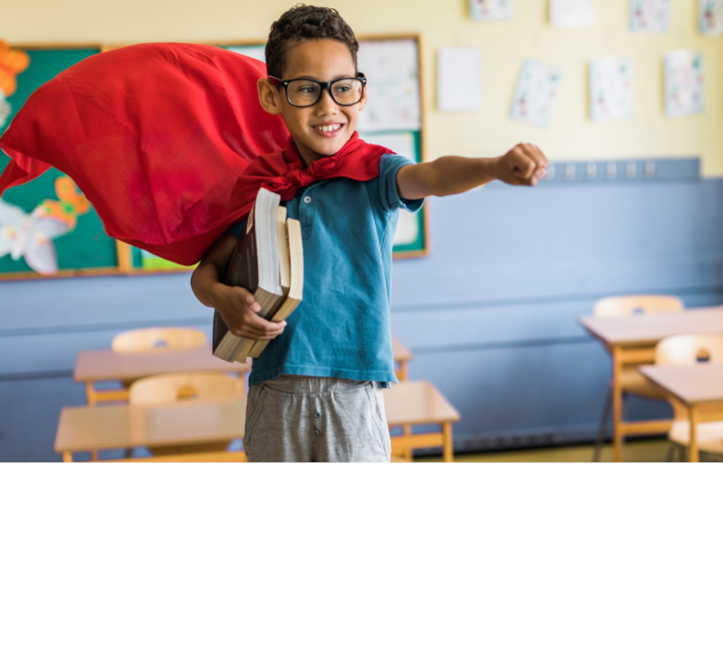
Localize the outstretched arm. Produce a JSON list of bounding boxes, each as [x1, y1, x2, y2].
[[396, 143, 549, 200]]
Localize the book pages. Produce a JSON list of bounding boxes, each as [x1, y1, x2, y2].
[[664, 50, 705, 117], [470, 0, 513, 21], [357, 40, 421, 132], [590, 57, 632, 121], [699, 0, 723, 34], [550, 0, 595, 27], [630, 0, 671, 32], [510, 60, 563, 128]]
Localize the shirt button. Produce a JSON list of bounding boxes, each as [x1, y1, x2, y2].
[[303, 196, 312, 204], [314, 428, 320, 435], [315, 412, 321, 419]]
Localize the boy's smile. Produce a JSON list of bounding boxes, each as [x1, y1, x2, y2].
[[258, 39, 366, 167]]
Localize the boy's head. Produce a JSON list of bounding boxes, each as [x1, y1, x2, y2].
[[258, 5, 367, 166]]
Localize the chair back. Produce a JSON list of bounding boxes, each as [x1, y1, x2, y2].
[[112, 327, 207, 352], [593, 295, 683, 318], [656, 334, 723, 366], [129, 372, 240, 405]]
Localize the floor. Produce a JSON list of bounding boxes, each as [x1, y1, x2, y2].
[[418, 437, 675, 462]]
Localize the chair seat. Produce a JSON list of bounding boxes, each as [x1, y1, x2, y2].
[[669, 420, 723, 453], [619, 368, 666, 398]]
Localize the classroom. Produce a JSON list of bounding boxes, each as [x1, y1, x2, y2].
[[1, 0, 722, 464]]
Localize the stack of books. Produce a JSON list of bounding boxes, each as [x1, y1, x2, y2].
[[212, 188, 304, 362]]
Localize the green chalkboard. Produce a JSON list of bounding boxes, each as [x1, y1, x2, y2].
[[0, 46, 120, 279]]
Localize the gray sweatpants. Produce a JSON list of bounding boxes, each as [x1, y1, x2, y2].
[[243, 375, 391, 462]]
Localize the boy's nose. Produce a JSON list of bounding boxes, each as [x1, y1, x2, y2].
[[315, 88, 338, 114]]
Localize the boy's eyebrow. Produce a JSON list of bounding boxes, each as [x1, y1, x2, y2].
[[280, 73, 358, 81]]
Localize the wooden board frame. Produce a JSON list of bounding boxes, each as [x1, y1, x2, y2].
[[1, 35, 429, 281]]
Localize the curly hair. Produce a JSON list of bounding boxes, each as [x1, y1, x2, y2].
[[265, 5, 359, 78]]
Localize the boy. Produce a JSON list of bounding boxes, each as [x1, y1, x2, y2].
[[191, 5, 548, 462]]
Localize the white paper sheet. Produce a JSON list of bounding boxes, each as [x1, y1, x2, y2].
[[664, 50, 705, 117], [226, 45, 266, 63], [357, 40, 421, 132], [590, 57, 632, 121], [470, 0, 513, 20], [509, 60, 563, 128], [699, 0, 723, 34], [437, 48, 481, 112], [550, 0, 595, 27], [630, 0, 671, 32]]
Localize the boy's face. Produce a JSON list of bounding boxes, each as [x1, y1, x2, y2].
[[258, 38, 366, 167]]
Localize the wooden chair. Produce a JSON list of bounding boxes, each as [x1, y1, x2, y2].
[[656, 334, 723, 460], [111, 327, 207, 352], [592, 294, 684, 461], [129, 372, 243, 458]]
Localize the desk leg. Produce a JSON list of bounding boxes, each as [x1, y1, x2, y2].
[[612, 346, 624, 463], [402, 424, 413, 460], [689, 406, 699, 463], [397, 361, 407, 382], [91, 450, 99, 462], [442, 423, 454, 463], [62, 452, 73, 463], [86, 382, 97, 406]]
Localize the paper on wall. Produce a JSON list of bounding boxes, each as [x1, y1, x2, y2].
[[699, 0, 723, 34], [550, 0, 595, 27], [590, 57, 632, 121], [227, 45, 266, 63], [630, 0, 670, 32], [357, 40, 421, 132], [470, 0, 513, 21], [437, 48, 481, 112], [359, 131, 419, 246], [664, 50, 705, 117], [0, 90, 10, 129], [509, 60, 563, 128]]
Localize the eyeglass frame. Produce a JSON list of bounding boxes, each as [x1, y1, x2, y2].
[[267, 74, 367, 107]]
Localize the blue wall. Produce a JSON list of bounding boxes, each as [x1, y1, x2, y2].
[[2, 175, 723, 460]]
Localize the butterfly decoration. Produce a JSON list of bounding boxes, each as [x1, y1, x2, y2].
[[0, 40, 30, 129], [0, 176, 92, 275]]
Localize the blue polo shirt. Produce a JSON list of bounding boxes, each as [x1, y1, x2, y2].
[[228, 153, 423, 386]]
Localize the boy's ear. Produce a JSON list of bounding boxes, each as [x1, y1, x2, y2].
[[357, 85, 367, 112], [257, 78, 283, 115]]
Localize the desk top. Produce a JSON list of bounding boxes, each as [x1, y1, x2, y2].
[[391, 335, 413, 363], [74, 344, 251, 382], [55, 396, 247, 453], [579, 306, 723, 347], [384, 381, 460, 426], [639, 363, 723, 406]]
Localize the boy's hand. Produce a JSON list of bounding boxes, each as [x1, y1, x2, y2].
[[493, 143, 549, 186], [212, 284, 287, 340]]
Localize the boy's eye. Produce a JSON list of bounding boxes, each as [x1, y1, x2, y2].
[[334, 84, 352, 93], [298, 85, 317, 94]]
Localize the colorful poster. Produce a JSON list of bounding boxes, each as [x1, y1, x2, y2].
[[357, 40, 421, 132], [470, 0, 513, 20], [550, 0, 595, 27], [664, 50, 705, 117], [0, 40, 30, 129], [509, 60, 563, 128], [699, 0, 723, 34], [590, 57, 632, 121], [630, 0, 671, 32]]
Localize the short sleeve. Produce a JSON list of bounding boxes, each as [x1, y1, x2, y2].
[[226, 220, 246, 238], [378, 154, 425, 214]]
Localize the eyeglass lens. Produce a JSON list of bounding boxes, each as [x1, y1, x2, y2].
[[286, 78, 364, 107]]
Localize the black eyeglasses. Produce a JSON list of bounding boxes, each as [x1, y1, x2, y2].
[[268, 74, 367, 107]]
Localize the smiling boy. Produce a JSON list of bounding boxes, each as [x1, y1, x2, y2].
[[191, 5, 548, 462]]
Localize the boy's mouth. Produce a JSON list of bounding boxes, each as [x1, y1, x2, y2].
[[312, 123, 344, 136]]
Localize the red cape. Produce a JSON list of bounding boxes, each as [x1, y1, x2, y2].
[[0, 43, 290, 265]]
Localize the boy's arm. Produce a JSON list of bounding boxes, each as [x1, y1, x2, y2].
[[191, 233, 286, 341], [396, 143, 548, 200]]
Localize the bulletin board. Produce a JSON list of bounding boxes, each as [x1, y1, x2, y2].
[[0, 44, 123, 280], [0, 35, 428, 281]]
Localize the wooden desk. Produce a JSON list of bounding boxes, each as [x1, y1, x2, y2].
[[391, 335, 414, 381], [580, 306, 723, 461], [75, 344, 252, 405], [384, 381, 460, 462], [639, 363, 723, 462], [55, 396, 247, 462]]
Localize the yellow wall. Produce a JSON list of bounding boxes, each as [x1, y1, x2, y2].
[[7, 0, 723, 174]]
